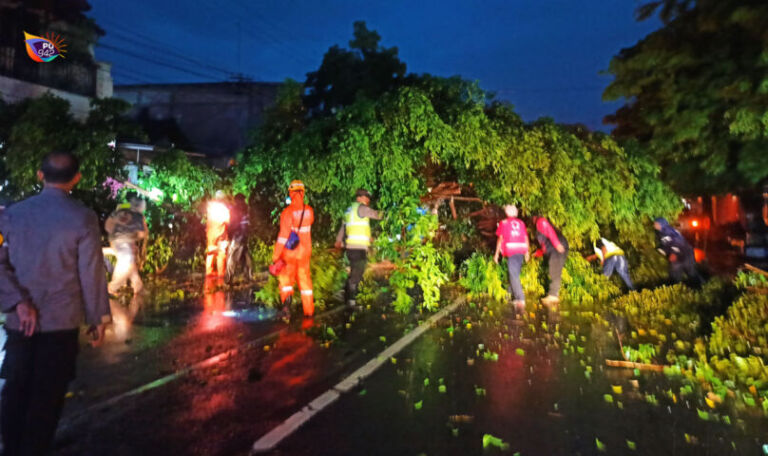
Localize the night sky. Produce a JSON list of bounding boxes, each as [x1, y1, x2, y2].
[[89, 0, 660, 131]]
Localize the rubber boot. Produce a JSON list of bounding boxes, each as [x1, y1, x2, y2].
[[278, 295, 292, 321]]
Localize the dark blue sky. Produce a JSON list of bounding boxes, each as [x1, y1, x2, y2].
[[89, 0, 660, 131]]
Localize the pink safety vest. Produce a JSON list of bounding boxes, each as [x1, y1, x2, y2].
[[497, 218, 528, 256]]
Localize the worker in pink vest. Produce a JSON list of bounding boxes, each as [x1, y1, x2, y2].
[[493, 205, 530, 311], [533, 215, 569, 305]]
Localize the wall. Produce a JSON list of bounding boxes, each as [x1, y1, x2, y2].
[[114, 82, 280, 159], [0, 73, 91, 119]]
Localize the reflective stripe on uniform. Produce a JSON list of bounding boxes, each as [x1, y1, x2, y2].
[[282, 286, 294, 292], [301, 289, 313, 296], [297, 226, 311, 233], [505, 242, 527, 249], [277, 237, 288, 245]]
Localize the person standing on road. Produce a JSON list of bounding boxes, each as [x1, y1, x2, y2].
[[226, 193, 253, 283], [588, 237, 635, 290], [105, 196, 148, 295], [0, 151, 111, 456], [335, 189, 383, 307], [205, 191, 230, 277], [654, 217, 703, 286], [493, 205, 530, 312], [533, 216, 569, 305], [273, 180, 315, 318]]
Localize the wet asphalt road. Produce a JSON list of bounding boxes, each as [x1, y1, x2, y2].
[[53, 277, 426, 455], [8, 276, 764, 456], [276, 304, 767, 456]]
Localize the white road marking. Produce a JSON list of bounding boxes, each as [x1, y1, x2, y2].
[[250, 301, 462, 454]]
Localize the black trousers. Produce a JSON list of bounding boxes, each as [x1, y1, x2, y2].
[[345, 249, 368, 300], [1, 329, 79, 456], [670, 255, 703, 287]]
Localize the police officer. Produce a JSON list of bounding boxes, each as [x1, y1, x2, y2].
[[335, 189, 383, 307]]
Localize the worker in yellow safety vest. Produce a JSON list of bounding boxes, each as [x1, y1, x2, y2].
[[335, 189, 383, 307], [588, 237, 634, 290]]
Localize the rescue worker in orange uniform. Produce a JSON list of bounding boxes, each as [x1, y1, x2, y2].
[[206, 193, 230, 276], [273, 180, 315, 317]]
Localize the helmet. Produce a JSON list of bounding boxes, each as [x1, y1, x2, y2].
[[288, 180, 305, 192]]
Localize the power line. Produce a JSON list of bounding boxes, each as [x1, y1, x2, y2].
[[100, 36, 235, 79], [202, 0, 316, 68], [109, 65, 162, 84], [493, 86, 606, 94], [98, 19, 254, 80], [97, 42, 226, 81], [110, 68, 154, 85], [226, 0, 316, 62]]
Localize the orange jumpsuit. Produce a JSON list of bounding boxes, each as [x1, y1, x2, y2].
[[273, 201, 314, 316], [206, 201, 230, 276]]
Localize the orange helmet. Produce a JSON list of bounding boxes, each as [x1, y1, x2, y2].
[[288, 180, 305, 193]]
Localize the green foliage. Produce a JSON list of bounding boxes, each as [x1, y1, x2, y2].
[[0, 94, 141, 211], [436, 217, 483, 265], [142, 233, 173, 275], [605, 1, 768, 192], [303, 21, 406, 118], [310, 249, 347, 311], [235, 23, 680, 313], [561, 256, 622, 306], [614, 284, 706, 344], [237, 29, 678, 251], [459, 253, 507, 302], [521, 258, 546, 297], [629, 248, 670, 287], [139, 149, 221, 211], [625, 343, 658, 364], [699, 286, 768, 391], [380, 208, 454, 312], [709, 292, 768, 359], [734, 271, 768, 290], [253, 249, 346, 311], [254, 275, 281, 307], [355, 269, 383, 307], [249, 238, 273, 271]]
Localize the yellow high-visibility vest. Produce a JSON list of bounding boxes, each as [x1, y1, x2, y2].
[[345, 202, 371, 248], [594, 238, 624, 262]]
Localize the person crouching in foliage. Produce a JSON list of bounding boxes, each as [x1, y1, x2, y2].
[[533, 216, 569, 305], [335, 189, 383, 308], [587, 237, 634, 290], [226, 193, 253, 283], [653, 217, 703, 287], [493, 205, 529, 313]]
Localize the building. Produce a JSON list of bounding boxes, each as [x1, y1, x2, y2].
[[0, 0, 113, 119], [114, 81, 281, 166]]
